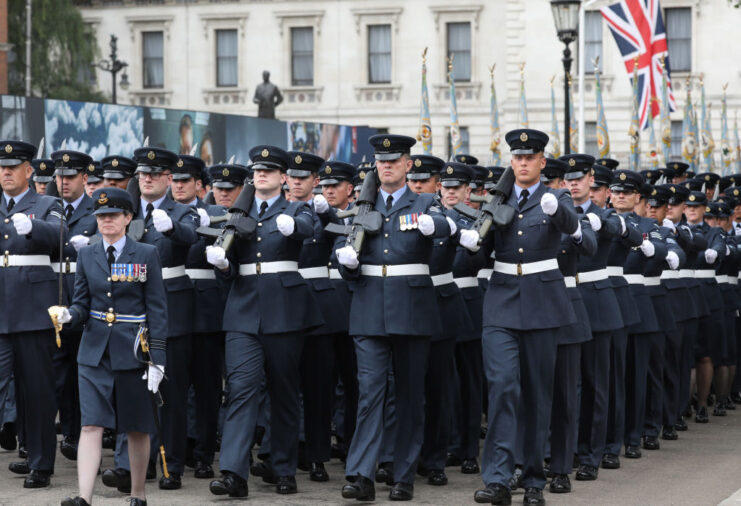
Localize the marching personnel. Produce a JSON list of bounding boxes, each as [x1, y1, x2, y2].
[[56, 187, 167, 506], [0, 140, 66, 488], [102, 156, 137, 190], [209, 163, 249, 208], [207, 145, 322, 497], [32, 158, 55, 195], [338, 134, 450, 502], [50, 149, 97, 463], [171, 155, 227, 479], [463, 129, 579, 506], [84, 161, 105, 197]]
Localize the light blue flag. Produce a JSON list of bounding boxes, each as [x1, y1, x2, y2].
[[546, 76, 561, 159], [448, 57, 462, 156], [489, 65, 502, 165], [417, 48, 432, 154], [628, 59, 641, 171], [519, 63, 529, 128], [594, 59, 610, 158]]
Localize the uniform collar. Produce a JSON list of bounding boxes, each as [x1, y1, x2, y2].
[[102, 235, 127, 261], [514, 181, 540, 200], [64, 193, 85, 211], [254, 193, 280, 210], [141, 194, 166, 212], [4, 187, 30, 206], [379, 185, 407, 208]]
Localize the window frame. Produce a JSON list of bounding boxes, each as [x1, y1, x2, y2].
[[446, 21, 472, 83], [141, 30, 164, 90], [664, 7, 692, 73], [215, 28, 239, 88], [367, 24, 392, 85], [290, 26, 315, 86]]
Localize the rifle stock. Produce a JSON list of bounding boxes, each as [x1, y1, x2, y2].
[[324, 169, 382, 254], [196, 184, 257, 252]]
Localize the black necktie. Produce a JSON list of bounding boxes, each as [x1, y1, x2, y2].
[[106, 245, 116, 270], [519, 189, 529, 210], [144, 203, 154, 223], [576, 206, 584, 214], [385, 195, 393, 212], [258, 201, 268, 218], [65, 204, 74, 221], [6, 198, 14, 213]]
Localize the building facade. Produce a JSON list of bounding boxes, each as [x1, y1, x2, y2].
[[76, 0, 739, 166]]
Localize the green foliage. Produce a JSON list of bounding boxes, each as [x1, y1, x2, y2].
[[8, 0, 106, 101]]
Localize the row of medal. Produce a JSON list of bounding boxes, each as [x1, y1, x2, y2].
[[111, 263, 147, 282], [400, 213, 421, 231]]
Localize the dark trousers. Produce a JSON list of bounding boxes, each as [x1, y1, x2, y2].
[[643, 332, 666, 438], [159, 334, 192, 475], [0, 330, 57, 471], [663, 322, 684, 427], [679, 319, 698, 415], [333, 333, 358, 454], [550, 342, 581, 475], [624, 333, 654, 446], [53, 329, 82, 440], [300, 333, 336, 463], [421, 338, 455, 471], [480, 326, 558, 490], [605, 329, 628, 456], [190, 332, 223, 465], [577, 332, 611, 468], [455, 339, 483, 460]]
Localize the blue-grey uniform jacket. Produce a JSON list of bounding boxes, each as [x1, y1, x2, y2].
[[689, 222, 725, 313], [661, 221, 700, 321], [606, 212, 644, 328]]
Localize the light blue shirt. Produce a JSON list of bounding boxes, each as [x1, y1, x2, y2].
[[577, 200, 591, 214], [64, 193, 85, 212], [4, 188, 30, 208], [379, 186, 408, 209], [514, 182, 540, 204], [140, 195, 167, 217], [103, 235, 127, 262], [254, 194, 281, 214]]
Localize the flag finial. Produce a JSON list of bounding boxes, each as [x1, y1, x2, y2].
[[421, 47, 427, 62]]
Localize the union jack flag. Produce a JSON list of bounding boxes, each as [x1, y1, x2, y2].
[[601, 0, 676, 130]]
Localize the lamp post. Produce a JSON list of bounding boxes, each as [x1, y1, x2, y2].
[[94, 35, 129, 104], [551, 0, 581, 155]]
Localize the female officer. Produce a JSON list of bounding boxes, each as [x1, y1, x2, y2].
[[55, 187, 168, 506]]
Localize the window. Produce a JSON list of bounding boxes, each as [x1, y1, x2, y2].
[[584, 121, 598, 157], [216, 29, 238, 87], [448, 127, 470, 159], [291, 27, 314, 86], [665, 8, 691, 72], [142, 31, 164, 89], [368, 24, 391, 84], [583, 12, 602, 73], [447, 22, 471, 82], [670, 120, 683, 157]]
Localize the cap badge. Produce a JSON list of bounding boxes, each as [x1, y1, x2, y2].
[[619, 173, 627, 181], [177, 159, 184, 168], [488, 170, 493, 178], [706, 206, 711, 213], [651, 189, 657, 195], [261, 149, 269, 158], [147, 151, 155, 160], [689, 195, 696, 201], [40, 162, 46, 170], [568, 158, 576, 167], [414, 159, 422, 167], [446, 166, 454, 175], [670, 186, 676, 192], [674, 163, 679, 169], [222, 168, 230, 177], [112, 158, 119, 167], [382, 138, 391, 148], [88, 164, 95, 172], [4, 144, 12, 154], [735, 190, 740, 196], [98, 193, 108, 205], [294, 155, 302, 165], [590, 168, 595, 175], [359, 171, 366, 180], [62, 153, 70, 163], [325, 166, 332, 174], [520, 132, 528, 142], [705, 175, 711, 181], [460, 156, 466, 162]]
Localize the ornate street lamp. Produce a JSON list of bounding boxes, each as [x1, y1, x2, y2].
[[551, 0, 581, 154], [94, 35, 129, 104]]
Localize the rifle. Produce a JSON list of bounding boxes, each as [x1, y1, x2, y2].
[[454, 166, 516, 243], [196, 183, 257, 252], [324, 169, 382, 254]]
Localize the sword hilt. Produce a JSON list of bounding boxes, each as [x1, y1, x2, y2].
[[160, 445, 169, 478]]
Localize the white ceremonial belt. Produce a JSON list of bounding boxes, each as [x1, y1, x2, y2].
[[0, 254, 51, 268], [606, 266, 624, 277], [454, 277, 479, 289], [643, 276, 661, 286], [695, 269, 716, 279], [678, 269, 695, 278], [299, 266, 329, 279], [660, 270, 679, 280], [239, 261, 298, 276], [729, 278, 738, 285], [715, 275, 730, 284], [564, 276, 577, 288], [577, 268, 609, 283], [360, 264, 430, 277], [431, 272, 455, 286], [623, 274, 645, 285], [493, 259, 558, 276], [186, 268, 216, 280], [162, 265, 187, 279], [477, 268, 493, 280], [329, 268, 342, 280], [51, 262, 76, 274]]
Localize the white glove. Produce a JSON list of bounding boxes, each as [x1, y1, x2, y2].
[[705, 248, 719, 264], [459, 229, 480, 252], [313, 194, 329, 214], [276, 214, 295, 236], [540, 192, 558, 216], [726, 245, 732, 256], [640, 239, 655, 257], [337, 245, 359, 269], [196, 207, 210, 228], [418, 214, 435, 236], [571, 221, 582, 241], [618, 215, 627, 236], [143, 365, 165, 394], [586, 213, 602, 232], [662, 218, 676, 233], [11, 213, 32, 235], [56, 306, 72, 324], [151, 209, 173, 233], [206, 245, 229, 270], [69, 234, 90, 252], [666, 250, 680, 270], [445, 216, 458, 236]]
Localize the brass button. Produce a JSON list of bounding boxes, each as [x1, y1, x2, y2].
[[107, 292, 112, 297], [517, 231, 523, 236], [144, 228, 148, 233], [3, 219, 8, 224], [518, 214, 523, 219], [384, 249, 388, 254], [258, 222, 263, 227], [257, 237, 262, 242], [256, 252, 262, 258], [107, 277, 111, 282], [384, 233, 389, 238], [385, 218, 390, 222], [562, 249, 566, 254], [3, 235, 7, 240], [65, 242, 69, 246], [543, 219, 547, 223], [108, 323, 113, 327], [312, 238, 317, 243], [108, 307, 114, 312], [518, 248, 524, 253], [439, 241, 444, 245]]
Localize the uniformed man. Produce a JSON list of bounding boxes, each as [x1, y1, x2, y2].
[[207, 145, 322, 497], [337, 134, 449, 502], [0, 140, 66, 488], [209, 163, 248, 208], [84, 161, 105, 197], [101, 156, 136, 190], [352, 160, 373, 201], [32, 158, 55, 195], [463, 129, 579, 506], [669, 161, 691, 184], [320, 160, 354, 213], [697, 172, 720, 202]]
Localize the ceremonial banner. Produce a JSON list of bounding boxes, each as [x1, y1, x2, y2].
[[594, 60, 610, 158], [489, 65, 502, 164], [546, 76, 561, 159], [417, 48, 432, 154]]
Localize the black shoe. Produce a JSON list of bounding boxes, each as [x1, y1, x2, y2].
[[725, 396, 736, 410], [696, 406, 709, 423], [375, 461, 393, 485], [642, 436, 660, 450], [601, 453, 620, 469], [550, 474, 571, 493], [445, 453, 462, 467], [101, 429, 116, 450], [675, 418, 688, 431], [209, 471, 248, 497], [625, 445, 642, 459], [61, 497, 91, 506], [427, 469, 448, 486], [330, 442, 347, 461], [389, 482, 413, 501], [523, 487, 546, 505], [129, 498, 147, 506], [575, 464, 598, 480], [250, 458, 276, 484], [480, 424, 488, 439], [731, 392, 741, 404], [23, 469, 51, 488], [159, 472, 181, 490], [194, 460, 214, 479], [276, 475, 297, 494], [309, 462, 329, 482], [17, 446, 27, 459], [474, 483, 511, 504], [543, 459, 552, 478], [102, 467, 131, 494], [342, 475, 375, 501], [508, 466, 523, 491], [60, 436, 78, 461], [0, 422, 17, 451], [8, 460, 29, 475], [416, 463, 431, 477], [662, 426, 678, 440], [146, 460, 156, 480], [713, 402, 727, 417], [461, 458, 480, 474]]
